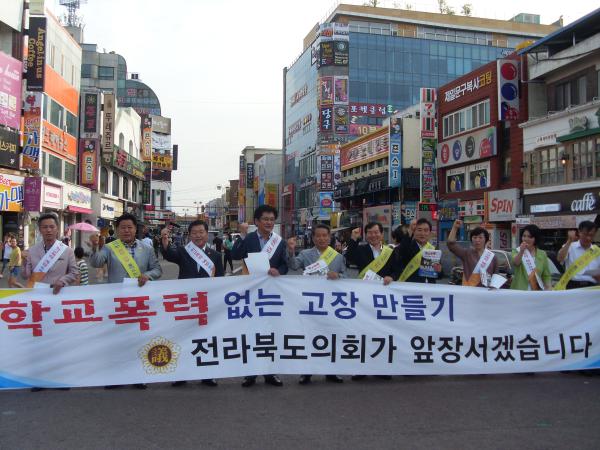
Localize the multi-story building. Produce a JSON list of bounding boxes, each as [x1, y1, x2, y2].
[[519, 8, 600, 250], [0, 1, 26, 243], [21, 7, 92, 247], [283, 3, 558, 238], [237, 146, 282, 224]]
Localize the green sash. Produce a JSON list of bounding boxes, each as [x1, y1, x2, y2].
[[554, 245, 600, 291], [398, 242, 435, 282], [106, 240, 142, 278], [358, 246, 393, 279]]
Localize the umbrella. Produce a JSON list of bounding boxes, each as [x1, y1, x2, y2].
[[69, 222, 99, 232]]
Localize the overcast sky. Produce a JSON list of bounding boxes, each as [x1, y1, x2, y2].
[[46, 0, 594, 212]]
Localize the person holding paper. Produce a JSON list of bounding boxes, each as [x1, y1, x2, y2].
[[345, 222, 395, 285], [231, 205, 286, 388], [511, 225, 551, 291], [161, 220, 222, 388], [447, 220, 498, 288], [287, 223, 344, 385], [394, 218, 441, 284], [90, 213, 162, 287], [555, 221, 600, 290], [22, 213, 78, 295]]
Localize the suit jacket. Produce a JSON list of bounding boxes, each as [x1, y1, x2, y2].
[[287, 247, 346, 277], [22, 240, 79, 286], [161, 244, 224, 279], [393, 235, 437, 283], [90, 239, 162, 283], [345, 239, 395, 278], [231, 231, 288, 275]]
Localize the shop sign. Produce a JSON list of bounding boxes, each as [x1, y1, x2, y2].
[[22, 92, 42, 170], [570, 192, 596, 213], [0, 51, 22, 129], [290, 84, 308, 108], [443, 70, 492, 103], [25, 17, 46, 91], [0, 128, 19, 169], [535, 133, 556, 147], [420, 88, 437, 138], [79, 139, 98, 189], [102, 93, 115, 164], [459, 199, 485, 217], [446, 167, 466, 193], [114, 201, 124, 217], [64, 184, 92, 209], [437, 200, 459, 221], [530, 203, 561, 214], [23, 176, 42, 212], [113, 149, 145, 179], [569, 116, 588, 133], [43, 184, 62, 209], [497, 59, 520, 121], [141, 116, 152, 161], [401, 201, 417, 225], [421, 139, 436, 202], [81, 92, 99, 137], [100, 198, 115, 219], [0, 174, 23, 212], [341, 132, 388, 167], [438, 126, 496, 168], [468, 161, 491, 190], [516, 215, 533, 225], [487, 188, 520, 222], [532, 215, 577, 230], [368, 176, 388, 192]]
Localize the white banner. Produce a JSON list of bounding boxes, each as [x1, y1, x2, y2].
[[0, 277, 599, 389]]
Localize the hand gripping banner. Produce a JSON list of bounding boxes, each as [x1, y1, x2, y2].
[[0, 276, 599, 388]]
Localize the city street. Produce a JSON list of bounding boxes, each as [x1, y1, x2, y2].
[[1, 259, 599, 449]]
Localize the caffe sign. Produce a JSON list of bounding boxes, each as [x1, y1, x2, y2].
[[571, 193, 596, 213]]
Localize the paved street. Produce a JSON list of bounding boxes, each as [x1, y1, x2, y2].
[[1, 373, 600, 449]]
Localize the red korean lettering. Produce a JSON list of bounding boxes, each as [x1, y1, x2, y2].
[[108, 296, 156, 331], [163, 292, 208, 326], [0, 300, 51, 337], [54, 299, 103, 324]]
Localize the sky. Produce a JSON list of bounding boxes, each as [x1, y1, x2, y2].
[[46, 0, 595, 213]]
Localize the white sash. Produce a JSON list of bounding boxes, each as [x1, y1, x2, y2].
[[522, 249, 544, 290], [303, 259, 328, 275], [33, 241, 68, 273], [261, 232, 282, 260], [473, 249, 495, 287], [185, 242, 215, 277]]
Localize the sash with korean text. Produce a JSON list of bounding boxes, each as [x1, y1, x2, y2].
[[27, 241, 68, 288], [106, 240, 142, 278], [398, 242, 435, 282], [185, 242, 215, 277], [554, 245, 600, 291], [463, 249, 494, 287], [358, 246, 393, 280], [522, 249, 544, 291], [303, 247, 340, 275], [262, 232, 283, 260]]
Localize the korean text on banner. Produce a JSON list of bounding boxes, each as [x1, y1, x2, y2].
[[0, 277, 599, 389]]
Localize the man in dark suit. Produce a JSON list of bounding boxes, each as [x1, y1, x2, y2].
[[346, 221, 395, 381], [161, 219, 223, 387], [346, 222, 395, 285], [393, 218, 441, 283], [231, 205, 287, 388]]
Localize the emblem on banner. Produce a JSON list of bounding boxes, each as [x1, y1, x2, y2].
[[139, 337, 181, 374]]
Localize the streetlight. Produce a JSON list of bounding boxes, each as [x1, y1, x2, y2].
[[183, 208, 189, 225]]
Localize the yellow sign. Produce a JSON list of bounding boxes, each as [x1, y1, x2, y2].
[[0, 174, 23, 212]]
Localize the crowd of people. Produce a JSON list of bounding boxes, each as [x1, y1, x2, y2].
[[11, 205, 600, 389]]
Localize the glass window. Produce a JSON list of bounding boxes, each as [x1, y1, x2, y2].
[[595, 138, 600, 178], [100, 168, 108, 194], [123, 177, 129, 200], [112, 173, 120, 197], [128, 140, 133, 154], [98, 66, 115, 80], [119, 133, 125, 150], [50, 99, 62, 128], [42, 94, 49, 121], [48, 154, 62, 179], [66, 110, 77, 136], [64, 162, 76, 183], [132, 181, 138, 202], [577, 76, 587, 105]]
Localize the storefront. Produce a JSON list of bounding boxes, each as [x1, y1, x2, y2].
[[523, 189, 600, 251], [0, 173, 24, 245], [63, 183, 93, 247]]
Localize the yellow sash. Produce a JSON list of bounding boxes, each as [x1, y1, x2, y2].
[[319, 246, 338, 266], [106, 240, 142, 278], [358, 246, 393, 279], [554, 245, 600, 291], [398, 242, 434, 282]]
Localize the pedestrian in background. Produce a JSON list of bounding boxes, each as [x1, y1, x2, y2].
[[223, 232, 234, 273], [7, 236, 23, 288], [74, 247, 89, 286], [1, 233, 13, 278]]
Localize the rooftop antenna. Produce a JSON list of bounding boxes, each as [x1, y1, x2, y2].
[[59, 0, 88, 26]]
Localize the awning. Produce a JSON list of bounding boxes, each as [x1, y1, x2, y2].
[[556, 127, 600, 143], [66, 205, 93, 214]]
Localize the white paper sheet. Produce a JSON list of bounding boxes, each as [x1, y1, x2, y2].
[[122, 278, 139, 286], [489, 274, 508, 290], [244, 252, 271, 275], [363, 270, 383, 282]]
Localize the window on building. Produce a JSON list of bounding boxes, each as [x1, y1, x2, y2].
[[132, 181, 138, 202], [538, 146, 565, 185], [112, 173, 120, 197], [160, 190, 166, 209], [555, 82, 571, 110], [42, 94, 49, 121], [123, 177, 129, 200], [66, 110, 77, 136], [119, 133, 125, 150], [50, 99, 63, 129], [442, 100, 490, 139], [368, 161, 375, 170], [98, 66, 115, 80], [81, 64, 92, 78], [128, 140, 133, 154], [572, 140, 594, 181], [60, 54, 64, 77], [577, 76, 587, 105], [41, 151, 48, 176], [48, 154, 62, 179], [64, 162, 76, 183], [100, 167, 109, 194]]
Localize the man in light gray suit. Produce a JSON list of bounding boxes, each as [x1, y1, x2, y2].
[[89, 213, 162, 286], [286, 223, 345, 385], [89, 212, 162, 390]]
